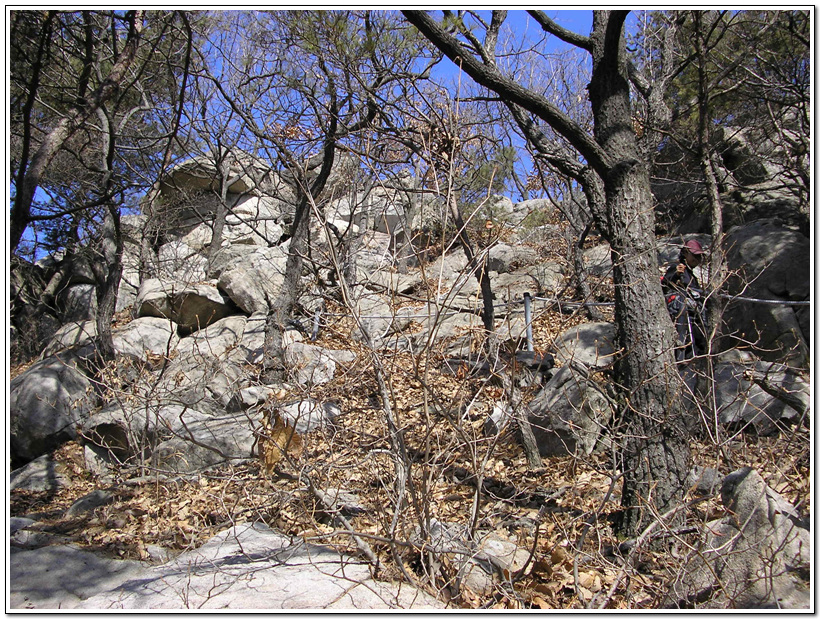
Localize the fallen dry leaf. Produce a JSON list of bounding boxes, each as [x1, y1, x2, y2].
[[259, 409, 303, 473], [531, 595, 552, 609]]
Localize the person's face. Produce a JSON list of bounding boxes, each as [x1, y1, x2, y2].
[[684, 249, 703, 268]]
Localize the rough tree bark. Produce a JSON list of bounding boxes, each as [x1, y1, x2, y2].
[[93, 205, 123, 363], [586, 10, 690, 537], [90, 107, 123, 364]]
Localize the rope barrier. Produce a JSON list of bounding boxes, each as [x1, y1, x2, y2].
[[718, 293, 810, 306], [532, 294, 810, 308], [306, 289, 809, 341], [533, 296, 615, 307], [320, 309, 464, 319], [314, 292, 807, 321]]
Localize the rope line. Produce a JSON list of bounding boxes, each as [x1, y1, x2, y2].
[[533, 296, 615, 307], [533, 294, 810, 308], [718, 293, 810, 306], [312, 291, 808, 321]]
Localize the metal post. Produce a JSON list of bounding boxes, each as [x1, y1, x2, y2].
[[524, 292, 534, 352], [311, 307, 322, 342]]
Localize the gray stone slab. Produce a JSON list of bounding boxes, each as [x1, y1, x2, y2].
[[9, 453, 70, 493], [9, 544, 146, 610], [75, 522, 442, 610]]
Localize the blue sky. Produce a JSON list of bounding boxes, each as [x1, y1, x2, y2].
[[512, 9, 592, 36], [425, 9, 597, 88]]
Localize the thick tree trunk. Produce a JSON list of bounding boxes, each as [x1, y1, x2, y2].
[[587, 11, 690, 537], [608, 192, 690, 536]]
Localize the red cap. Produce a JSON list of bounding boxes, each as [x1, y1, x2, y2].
[[684, 239, 705, 254]]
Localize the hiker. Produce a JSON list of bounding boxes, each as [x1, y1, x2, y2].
[[662, 239, 707, 362]]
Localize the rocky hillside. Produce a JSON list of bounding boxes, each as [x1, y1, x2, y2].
[[9, 151, 811, 610]]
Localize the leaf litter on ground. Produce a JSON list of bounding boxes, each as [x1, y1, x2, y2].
[[9, 262, 811, 609]]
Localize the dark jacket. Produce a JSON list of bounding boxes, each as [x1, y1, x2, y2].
[[662, 257, 706, 361], [661, 260, 700, 296]]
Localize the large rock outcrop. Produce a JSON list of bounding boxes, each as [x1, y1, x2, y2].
[[10, 353, 94, 467], [722, 220, 809, 367], [708, 350, 809, 435], [665, 468, 810, 609], [135, 279, 236, 335], [527, 365, 613, 457], [553, 322, 618, 369], [10, 522, 442, 610]]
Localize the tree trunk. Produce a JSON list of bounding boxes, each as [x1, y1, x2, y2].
[[694, 11, 728, 347], [604, 171, 690, 536], [447, 192, 495, 333], [94, 206, 123, 363], [395, 158, 425, 273], [264, 131, 338, 380], [692, 11, 731, 446], [206, 156, 232, 274], [587, 11, 690, 537], [92, 106, 123, 364], [340, 177, 374, 287], [264, 193, 311, 379]]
